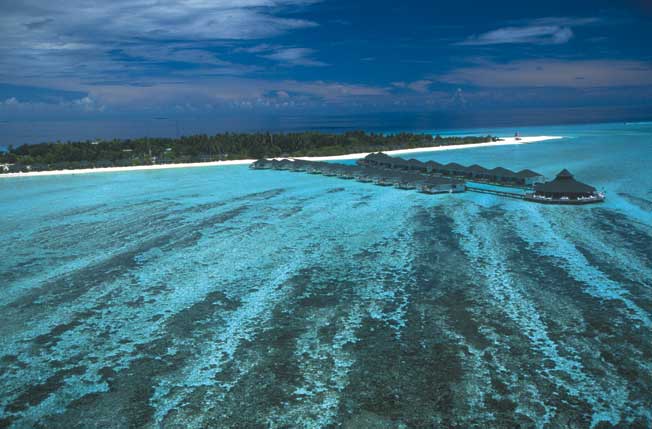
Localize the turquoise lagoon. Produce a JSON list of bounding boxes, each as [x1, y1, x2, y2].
[[0, 122, 651, 428]]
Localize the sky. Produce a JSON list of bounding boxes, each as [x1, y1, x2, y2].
[[1, 0, 652, 141]]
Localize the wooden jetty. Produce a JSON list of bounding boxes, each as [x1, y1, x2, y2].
[[465, 186, 525, 200]]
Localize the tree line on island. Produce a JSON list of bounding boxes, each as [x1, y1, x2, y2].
[[0, 131, 499, 173]]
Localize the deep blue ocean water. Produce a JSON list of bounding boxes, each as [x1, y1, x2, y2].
[[0, 122, 651, 428]]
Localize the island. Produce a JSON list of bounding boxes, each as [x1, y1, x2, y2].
[[0, 131, 499, 174]]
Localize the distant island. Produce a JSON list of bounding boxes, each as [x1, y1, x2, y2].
[[0, 131, 499, 174]]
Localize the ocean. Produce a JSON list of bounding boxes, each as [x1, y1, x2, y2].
[[0, 121, 651, 428]]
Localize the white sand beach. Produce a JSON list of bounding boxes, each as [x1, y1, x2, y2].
[[1, 135, 562, 178], [293, 136, 562, 161]]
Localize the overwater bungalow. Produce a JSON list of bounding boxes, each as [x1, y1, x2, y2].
[[425, 160, 444, 174], [443, 162, 468, 177], [336, 166, 355, 179], [304, 162, 321, 174], [379, 154, 397, 169], [364, 170, 381, 183], [354, 170, 373, 182], [360, 152, 394, 169], [359, 153, 547, 188], [276, 159, 294, 171], [321, 164, 337, 176], [406, 159, 425, 172], [418, 177, 465, 194], [489, 166, 516, 183], [525, 169, 604, 204], [515, 169, 546, 186], [290, 160, 310, 172], [250, 159, 273, 169], [253, 153, 602, 206], [386, 158, 406, 170], [370, 170, 394, 186], [383, 172, 401, 187], [466, 164, 491, 180], [395, 174, 418, 190], [358, 152, 381, 167]]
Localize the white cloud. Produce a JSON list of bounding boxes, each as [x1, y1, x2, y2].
[[3, 1, 321, 42], [238, 43, 283, 54], [72, 96, 105, 112], [391, 80, 432, 93], [0, 0, 323, 85], [525, 17, 602, 27], [438, 59, 652, 88], [460, 25, 574, 46], [407, 80, 432, 93], [0, 95, 105, 113], [117, 44, 245, 69], [458, 16, 600, 46], [260, 47, 328, 67], [75, 78, 387, 110], [239, 44, 327, 66]]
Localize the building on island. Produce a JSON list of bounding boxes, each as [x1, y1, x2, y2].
[[525, 169, 604, 204]]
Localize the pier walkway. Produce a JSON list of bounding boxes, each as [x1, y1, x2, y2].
[[465, 186, 525, 200]]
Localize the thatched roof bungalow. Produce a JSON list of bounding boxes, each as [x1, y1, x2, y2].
[[424, 160, 444, 174], [466, 164, 491, 179], [250, 159, 273, 169], [276, 159, 294, 170], [395, 173, 419, 189], [354, 169, 373, 182], [527, 169, 603, 204], [290, 160, 311, 172], [418, 176, 465, 194], [320, 164, 338, 176], [515, 169, 546, 186], [335, 165, 355, 179], [442, 162, 468, 177], [406, 159, 425, 172], [487, 167, 516, 183]]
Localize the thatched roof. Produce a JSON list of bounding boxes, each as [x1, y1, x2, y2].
[[489, 166, 515, 176], [515, 168, 544, 178], [534, 169, 596, 194], [425, 160, 443, 168], [467, 164, 490, 174]]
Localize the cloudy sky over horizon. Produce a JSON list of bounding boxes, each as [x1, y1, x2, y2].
[[1, 0, 652, 128]]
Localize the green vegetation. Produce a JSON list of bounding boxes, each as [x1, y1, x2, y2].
[[0, 131, 499, 173]]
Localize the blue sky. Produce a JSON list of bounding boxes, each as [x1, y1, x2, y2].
[[1, 0, 652, 131]]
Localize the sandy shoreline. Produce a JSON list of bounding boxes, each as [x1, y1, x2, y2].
[[1, 135, 561, 178]]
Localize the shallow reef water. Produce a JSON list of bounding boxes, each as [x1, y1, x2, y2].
[[0, 122, 651, 428]]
